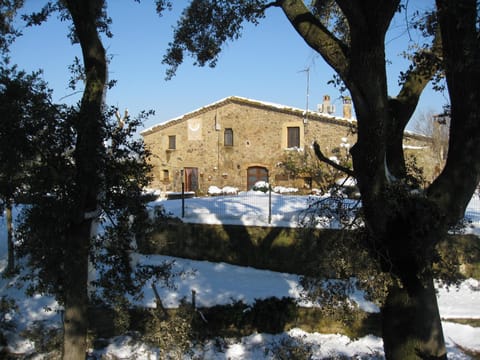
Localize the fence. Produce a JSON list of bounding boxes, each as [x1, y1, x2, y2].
[[157, 190, 480, 230], [158, 189, 356, 228]]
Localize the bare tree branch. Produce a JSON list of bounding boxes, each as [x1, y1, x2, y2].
[[313, 141, 355, 177]]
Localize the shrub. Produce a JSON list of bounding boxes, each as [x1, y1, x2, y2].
[[250, 297, 297, 334], [0, 296, 17, 347], [267, 334, 314, 360], [252, 181, 270, 193], [20, 320, 62, 358], [143, 298, 195, 359], [195, 299, 250, 338]]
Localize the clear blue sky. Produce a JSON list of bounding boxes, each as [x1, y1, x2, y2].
[[10, 1, 448, 132]]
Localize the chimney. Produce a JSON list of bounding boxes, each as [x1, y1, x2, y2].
[[318, 95, 335, 114], [342, 96, 352, 119]]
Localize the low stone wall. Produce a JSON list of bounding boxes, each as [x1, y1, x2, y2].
[[87, 225, 479, 341], [140, 222, 347, 275], [139, 222, 480, 278]]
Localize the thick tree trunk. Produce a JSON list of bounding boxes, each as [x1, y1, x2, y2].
[[341, 6, 448, 359], [62, 2, 107, 359], [279, 2, 473, 360], [376, 192, 448, 360], [429, 0, 480, 226], [62, 223, 90, 359], [382, 276, 447, 360], [6, 198, 14, 273]]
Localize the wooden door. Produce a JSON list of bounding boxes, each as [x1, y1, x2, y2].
[[184, 167, 198, 192], [247, 166, 268, 190]]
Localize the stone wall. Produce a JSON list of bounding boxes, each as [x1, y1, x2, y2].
[[139, 221, 480, 279]]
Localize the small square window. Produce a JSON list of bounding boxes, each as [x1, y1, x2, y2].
[[224, 128, 233, 146], [168, 135, 176, 150]]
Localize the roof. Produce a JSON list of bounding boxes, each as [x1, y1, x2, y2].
[[140, 96, 356, 136]]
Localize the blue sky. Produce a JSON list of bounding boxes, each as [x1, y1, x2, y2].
[[9, 1, 447, 132]]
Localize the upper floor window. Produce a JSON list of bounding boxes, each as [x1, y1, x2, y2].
[[224, 128, 233, 146], [168, 135, 176, 150], [287, 126, 300, 148]]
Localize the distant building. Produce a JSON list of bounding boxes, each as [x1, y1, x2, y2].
[[141, 96, 433, 194]]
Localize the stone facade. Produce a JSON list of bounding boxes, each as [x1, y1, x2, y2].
[[141, 96, 433, 194]]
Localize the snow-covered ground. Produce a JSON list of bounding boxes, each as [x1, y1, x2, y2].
[[154, 189, 480, 234], [1, 193, 480, 359]]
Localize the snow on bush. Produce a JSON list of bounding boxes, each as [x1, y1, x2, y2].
[[208, 186, 223, 195], [273, 186, 298, 194], [208, 186, 239, 195], [222, 186, 239, 195], [252, 181, 270, 193]]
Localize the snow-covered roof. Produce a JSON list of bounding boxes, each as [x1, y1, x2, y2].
[[140, 96, 356, 136], [403, 144, 428, 150]]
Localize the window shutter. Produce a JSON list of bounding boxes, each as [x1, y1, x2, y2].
[[224, 128, 233, 146], [287, 127, 300, 148]]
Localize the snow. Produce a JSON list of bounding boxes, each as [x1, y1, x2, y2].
[[336, 176, 357, 187], [140, 255, 379, 313], [207, 185, 239, 195], [436, 279, 480, 319], [1, 193, 480, 358], [272, 185, 298, 194], [152, 190, 311, 227]]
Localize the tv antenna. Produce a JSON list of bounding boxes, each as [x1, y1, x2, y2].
[[298, 67, 310, 123]]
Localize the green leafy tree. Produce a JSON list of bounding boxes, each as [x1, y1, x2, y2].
[[48, 3, 108, 357], [16, 105, 175, 355], [0, 1, 23, 53], [162, 1, 479, 358], [12, 1, 173, 358], [0, 64, 63, 274]]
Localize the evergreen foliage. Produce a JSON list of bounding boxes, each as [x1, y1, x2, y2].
[[16, 105, 174, 311], [0, 1, 23, 53], [0, 63, 66, 274], [0, 64, 62, 204], [250, 297, 297, 334], [144, 298, 196, 359], [0, 295, 17, 347]]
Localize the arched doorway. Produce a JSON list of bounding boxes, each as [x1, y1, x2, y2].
[[247, 166, 268, 190]]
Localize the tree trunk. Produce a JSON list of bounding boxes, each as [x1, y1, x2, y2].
[[382, 276, 447, 360], [428, 0, 480, 226], [6, 198, 14, 274], [375, 192, 448, 360], [62, 223, 90, 360], [61, 2, 107, 359], [278, 2, 473, 359]]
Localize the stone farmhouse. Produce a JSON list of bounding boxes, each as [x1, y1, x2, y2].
[[141, 96, 433, 194]]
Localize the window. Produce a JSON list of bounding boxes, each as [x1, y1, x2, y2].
[[162, 169, 169, 182], [168, 135, 176, 150], [287, 127, 300, 148], [224, 128, 233, 146]]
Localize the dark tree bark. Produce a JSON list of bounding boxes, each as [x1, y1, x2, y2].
[[156, 0, 479, 357], [6, 197, 14, 273], [382, 275, 446, 359], [61, 1, 107, 359], [429, 0, 480, 224], [279, 1, 448, 358]]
